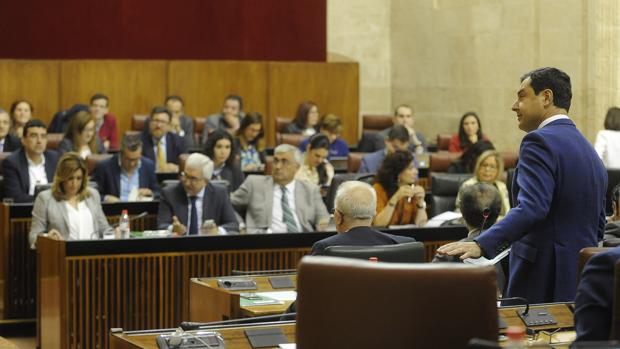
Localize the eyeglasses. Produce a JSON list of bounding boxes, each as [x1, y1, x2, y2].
[[151, 119, 169, 125], [273, 158, 292, 166], [480, 164, 498, 170], [179, 172, 204, 183]]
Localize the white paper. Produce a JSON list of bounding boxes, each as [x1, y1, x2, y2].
[[425, 211, 462, 227], [255, 291, 297, 302], [464, 248, 510, 266], [279, 344, 296, 349]]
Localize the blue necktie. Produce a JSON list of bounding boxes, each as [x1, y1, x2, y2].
[[189, 196, 198, 235]]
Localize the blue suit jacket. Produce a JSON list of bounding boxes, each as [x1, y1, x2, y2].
[[358, 149, 385, 174], [310, 226, 414, 255], [475, 118, 607, 302], [2, 148, 58, 203], [92, 154, 159, 199], [574, 246, 620, 341], [141, 132, 187, 165]]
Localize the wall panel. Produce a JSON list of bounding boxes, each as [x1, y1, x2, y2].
[[59, 61, 168, 136], [268, 62, 359, 145]]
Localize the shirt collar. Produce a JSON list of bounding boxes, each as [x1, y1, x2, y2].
[[153, 134, 167, 146], [277, 179, 296, 193], [26, 153, 45, 167], [189, 186, 206, 200], [538, 114, 569, 130]]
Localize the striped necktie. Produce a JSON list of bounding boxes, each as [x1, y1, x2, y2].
[[280, 186, 299, 233]]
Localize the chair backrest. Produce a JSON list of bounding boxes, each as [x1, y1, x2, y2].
[[132, 114, 148, 131], [0, 152, 11, 175], [323, 242, 426, 263], [429, 173, 473, 217], [437, 133, 452, 151], [276, 117, 293, 133], [324, 173, 360, 212], [178, 153, 190, 173], [296, 256, 498, 349], [430, 151, 461, 172], [264, 156, 273, 175], [362, 114, 392, 133], [276, 133, 305, 147], [347, 152, 364, 173], [46, 133, 64, 150], [193, 117, 208, 146], [86, 154, 114, 175], [578, 247, 611, 283]]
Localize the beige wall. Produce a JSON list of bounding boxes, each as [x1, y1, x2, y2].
[[328, 0, 620, 151]]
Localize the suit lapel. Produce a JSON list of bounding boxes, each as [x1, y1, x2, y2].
[[266, 177, 274, 227], [112, 157, 122, 197], [166, 133, 175, 163], [294, 181, 306, 231], [59, 200, 71, 237], [201, 184, 213, 223], [18, 150, 30, 194], [44, 152, 56, 182], [176, 184, 189, 226]]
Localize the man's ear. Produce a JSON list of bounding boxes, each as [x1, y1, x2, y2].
[[542, 89, 554, 107]]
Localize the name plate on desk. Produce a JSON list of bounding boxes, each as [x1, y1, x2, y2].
[[156, 331, 225, 348], [217, 278, 257, 290], [245, 328, 289, 349], [269, 276, 295, 289]]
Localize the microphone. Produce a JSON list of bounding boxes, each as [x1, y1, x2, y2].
[[498, 296, 557, 326], [497, 296, 529, 315], [179, 312, 297, 331]]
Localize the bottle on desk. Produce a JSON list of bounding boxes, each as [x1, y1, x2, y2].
[[505, 326, 526, 348], [118, 210, 130, 239]]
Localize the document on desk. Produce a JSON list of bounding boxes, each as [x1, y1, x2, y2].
[[279, 344, 296, 349], [464, 248, 510, 266], [239, 293, 284, 306], [255, 291, 297, 302], [425, 211, 462, 227]]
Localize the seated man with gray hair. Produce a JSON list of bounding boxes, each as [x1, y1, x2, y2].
[[93, 133, 159, 202], [157, 153, 238, 235], [311, 181, 414, 255], [230, 144, 329, 233]]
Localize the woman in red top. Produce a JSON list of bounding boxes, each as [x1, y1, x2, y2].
[[448, 111, 489, 153]]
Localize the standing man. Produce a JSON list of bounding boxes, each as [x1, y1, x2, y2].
[[437, 67, 607, 303]]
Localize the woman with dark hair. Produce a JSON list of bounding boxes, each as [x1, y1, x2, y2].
[[29, 152, 114, 248], [9, 100, 33, 138], [594, 107, 620, 169], [235, 112, 265, 172], [373, 150, 427, 227], [447, 140, 495, 174], [296, 133, 334, 191], [285, 101, 319, 136], [58, 111, 105, 158], [204, 129, 244, 191], [448, 112, 490, 153]]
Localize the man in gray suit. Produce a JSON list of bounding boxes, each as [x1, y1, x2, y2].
[[231, 144, 329, 233]]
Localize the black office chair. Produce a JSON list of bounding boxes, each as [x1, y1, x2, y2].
[[323, 241, 425, 263], [429, 173, 472, 217], [324, 173, 359, 212]]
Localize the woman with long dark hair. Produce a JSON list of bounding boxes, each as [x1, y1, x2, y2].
[[448, 111, 490, 153], [372, 150, 427, 227], [204, 129, 244, 191], [285, 101, 320, 136], [295, 133, 334, 191], [234, 112, 265, 171]]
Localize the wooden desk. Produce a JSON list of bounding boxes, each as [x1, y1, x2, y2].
[[110, 322, 296, 349], [189, 275, 297, 322], [498, 303, 574, 333]]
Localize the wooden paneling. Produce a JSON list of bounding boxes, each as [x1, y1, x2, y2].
[[59, 60, 168, 138], [0, 60, 60, 125], [167, 61, 269, 140], [268, 62, 359, 145]]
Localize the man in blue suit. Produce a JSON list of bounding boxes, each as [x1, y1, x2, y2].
[[438, 67, 607, 303], [358, 124, 410, 174], [574, 246, 620, 341], [92, 134, 159, 202]]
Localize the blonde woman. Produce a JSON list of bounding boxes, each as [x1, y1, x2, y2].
[[29, 152, 114, 248], [455, 150, 510, 220]]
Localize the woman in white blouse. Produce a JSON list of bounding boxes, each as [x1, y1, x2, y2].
[[29, 152, 114, 248], [594, 107, 620, 169]]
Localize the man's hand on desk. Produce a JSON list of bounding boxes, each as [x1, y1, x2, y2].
[[436, 241, 482, 260], [47, 229, 64, 240], [171, 216, 187, 236]]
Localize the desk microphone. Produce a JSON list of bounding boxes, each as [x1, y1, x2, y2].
[[179, 313, 297, 331], [497, 296, 529, 315], [498, 297, 557, 327]]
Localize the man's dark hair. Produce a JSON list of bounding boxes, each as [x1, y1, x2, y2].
[[90, 93, 109, 106], [604, 107, 620, 131], [387, 124, 410, 143], [165, 95, 184, 106], [520, 67, 572, 111], [225, 95, 243, 110], [203, 129, 236, 167], [150, 106, 171, 121], [121, 133, 143, 152], [375, 150, 414, 197], [23, 119, 47, 138], [460, 183, 502, 230]]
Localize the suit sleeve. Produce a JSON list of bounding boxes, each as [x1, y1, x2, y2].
[[358, 157, 369, 173], [475, 133, 555, 258], [311, 184, 329, 227], [90, 190, 114, 236], [230, 177, 252, 211], [92, 164, 106, 197], [3, 158, 33, 203], [574, 251, 615, 341], [157, 189, 174, 229], [29, 193, 49, 248], [217, 189, 240, 232], [310, 241, 326, 255]]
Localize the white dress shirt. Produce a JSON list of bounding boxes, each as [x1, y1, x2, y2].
[[187, 187, 205, 231], [594, 130, 620, 169], [65, 201, 95, 240], [538, 114, 569, 129], [271, 180, 302, 233], [27, 155, 48, 195]]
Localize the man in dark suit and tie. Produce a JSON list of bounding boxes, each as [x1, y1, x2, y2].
[[92, 133, 159, 202], [311, 180, 414, 255], [157, 153, 238, 234], [3, 119, 58, 202], [0, 109, 21, 152], [141, 106, 187, 173], [438, 67, 607, 303]]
